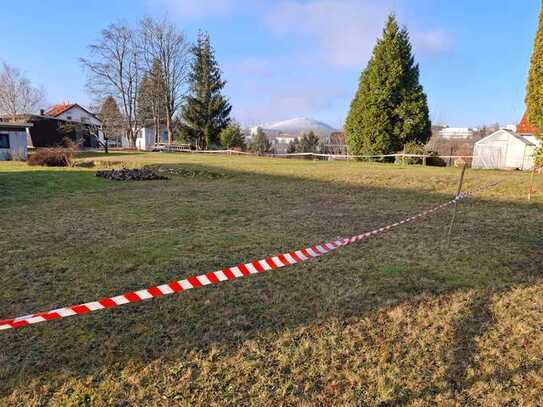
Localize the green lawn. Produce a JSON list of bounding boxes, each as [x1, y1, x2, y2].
[[1, 153, 542, 406]]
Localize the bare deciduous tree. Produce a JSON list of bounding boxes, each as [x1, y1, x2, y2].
[[141, 17, 190, 144], [80, 24, 143, 147], [0, 62, 45, 118]]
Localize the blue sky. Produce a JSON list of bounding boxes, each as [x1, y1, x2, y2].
[[0, 0, 540, 128]]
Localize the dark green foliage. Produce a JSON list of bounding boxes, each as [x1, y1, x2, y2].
[[288, 131, 321, 153], [535, 147, 543, 168], [526, 4, 543, 139], [179, 32, 231, 149], [249, 128, 272, 155], [345, 15, 431, 156], [400, 141, 426, 165], [287, 139, 298, 153], [219, 122, 246, 150]]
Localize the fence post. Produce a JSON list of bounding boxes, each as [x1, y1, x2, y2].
[[422, 155, 427, 166], [447, 164, 467, 244]]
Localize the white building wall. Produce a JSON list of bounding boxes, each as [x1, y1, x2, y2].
[[472, 130, 537, 171], [56, 106, 102, 126], [134, 125, 168, 150], [0, 130, 28, 160]]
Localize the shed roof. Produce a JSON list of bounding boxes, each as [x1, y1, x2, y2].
[[475, 129, 536, 147]]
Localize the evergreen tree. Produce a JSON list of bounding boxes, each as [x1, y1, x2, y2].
[[219, 122, 246, 149], [180, 32, 231, 149], [345, 15, 431, 156], [249, 129, 272, 155], [526, 3, 543, 139], [287, 139, 299, 153], [297, 131, 321, 153], [137, 59, 168, 143]]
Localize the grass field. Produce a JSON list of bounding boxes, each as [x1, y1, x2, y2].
[[1, 152, 542, 406]]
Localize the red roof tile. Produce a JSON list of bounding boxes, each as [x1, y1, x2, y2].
[[45, 103, 77, 117], [517, 112, 539, 135]]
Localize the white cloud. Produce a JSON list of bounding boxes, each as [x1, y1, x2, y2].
[[265, 0, 452, 68], [147, 0, 241, 19]]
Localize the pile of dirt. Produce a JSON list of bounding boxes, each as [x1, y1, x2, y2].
[[96, 167, 168, 181]]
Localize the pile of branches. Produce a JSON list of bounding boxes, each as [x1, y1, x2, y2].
[[96, 167, 168, 181], [156, 166, 225, 179]]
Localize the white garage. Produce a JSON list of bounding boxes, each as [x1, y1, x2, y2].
[[472, 129, 540, 171], [0, 122, 33, 161]]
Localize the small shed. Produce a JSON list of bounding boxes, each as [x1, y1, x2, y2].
[[472, 129, 540, 171], [0, 122, 33, 160]]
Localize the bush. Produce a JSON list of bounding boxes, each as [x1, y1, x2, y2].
[[219, 122, 246, 150], [397, 141, 426, 165], [426, 151, 447, 167], [249, 129, 272, 155], [28, 148, 74, 167]]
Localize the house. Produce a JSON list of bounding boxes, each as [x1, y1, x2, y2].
[[1, 103, 103, 148], [517, 112, 538, 135], [44, 103, 102, 127], [0, 122, 33, 160], [122, 122, 169, 150], [439, 127, 475, 140], [472, 129, 540, 171]]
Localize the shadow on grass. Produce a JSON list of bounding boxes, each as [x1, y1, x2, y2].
[[0, 161, 542, 401], [75, 151, 145, 159]]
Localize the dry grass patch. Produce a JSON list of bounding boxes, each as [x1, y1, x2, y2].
[[0, 153, 542, 405]]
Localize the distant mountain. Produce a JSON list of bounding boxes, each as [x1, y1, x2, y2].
[[260, 117, 338, 138]]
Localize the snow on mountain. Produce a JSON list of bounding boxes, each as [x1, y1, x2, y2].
[[260, 117, 338, 139]]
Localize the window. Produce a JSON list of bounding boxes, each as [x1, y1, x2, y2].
[[67, 116, 72, 121], [0, 134, 9, 149]]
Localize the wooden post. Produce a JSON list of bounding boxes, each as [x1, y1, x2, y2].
[[447, 164, 467, 244], [528, 167, 536, 201]]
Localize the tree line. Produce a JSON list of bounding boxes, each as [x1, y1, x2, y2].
[[81, 18, 234, 150]]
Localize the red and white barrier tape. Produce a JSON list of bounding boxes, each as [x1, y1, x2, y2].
[[0, 193, 470, 332]]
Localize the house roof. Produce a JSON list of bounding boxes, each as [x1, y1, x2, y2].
[[0, 122, 33, 129], [45, 103, 99, 120], [517, 112, 538, 135], [46, 103, 77, 117]]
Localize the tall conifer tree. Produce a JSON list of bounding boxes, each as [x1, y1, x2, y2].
[[345, 15, 431, 155], [526, 3, 543, 139], [180, 32, 231, 149]]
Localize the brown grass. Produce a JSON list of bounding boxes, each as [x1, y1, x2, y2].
[[0, 153, 542, 405]]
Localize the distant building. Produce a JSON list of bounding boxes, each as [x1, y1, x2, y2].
[[0, 122, 33, 160], [127, 122, 169, 151], [45, 103, 102, 127], [439, 127, 475, 140], [517, 112, 538, 136], [1, 102, 103, 148]]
